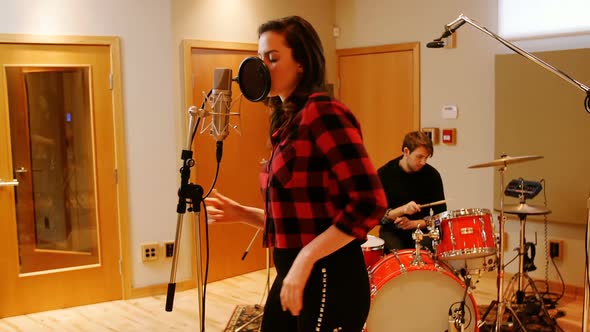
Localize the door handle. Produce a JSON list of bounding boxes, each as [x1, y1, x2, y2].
[[14, 167, 28, 173], [0, 179, 19, 187]]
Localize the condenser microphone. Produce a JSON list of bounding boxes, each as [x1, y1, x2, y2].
[[427, 40, 446, 48], [448, 308, 459, 332], [210, 68, 233, 141], [429, 16, 466, 49]]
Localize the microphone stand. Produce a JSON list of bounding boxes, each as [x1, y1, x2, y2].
[[453, 272, 471, 332], [431, 13, 590, 114], [165, 106, 207, 332], [460, 273, 471, 329], [241, 228, 261, 261], [431, 14, 590, 330]]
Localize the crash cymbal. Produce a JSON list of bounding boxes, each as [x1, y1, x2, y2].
[[468, 155, 543, 168], [494, 203, 551, 215]]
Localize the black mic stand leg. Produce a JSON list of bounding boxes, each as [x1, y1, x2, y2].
[[165, 149, 205, 322]]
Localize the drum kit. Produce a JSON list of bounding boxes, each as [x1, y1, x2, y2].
[[361, 155, 560, 332]]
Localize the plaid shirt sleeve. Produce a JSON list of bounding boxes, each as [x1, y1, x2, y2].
[[303, 95, 387, 240]]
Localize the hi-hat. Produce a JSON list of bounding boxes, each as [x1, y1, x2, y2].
[[495, 203, 551, 215], [468, 155, 543, 168]]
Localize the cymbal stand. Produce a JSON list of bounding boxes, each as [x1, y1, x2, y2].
[[478, 164, 525, 331], [501, 212, 556, 329]]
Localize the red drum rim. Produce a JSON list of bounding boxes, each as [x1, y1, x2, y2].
[[431, 208, 491, 224]]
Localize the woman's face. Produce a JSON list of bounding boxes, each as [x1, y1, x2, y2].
[[258, 31, 302, 101]]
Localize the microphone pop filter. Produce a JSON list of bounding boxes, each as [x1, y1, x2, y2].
[[236, 57, 270, 102]]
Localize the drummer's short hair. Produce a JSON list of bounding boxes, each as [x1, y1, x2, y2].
[[402, 131, 434, 156]]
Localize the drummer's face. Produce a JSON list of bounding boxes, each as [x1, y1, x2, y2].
[[405, 146, 430, 172]]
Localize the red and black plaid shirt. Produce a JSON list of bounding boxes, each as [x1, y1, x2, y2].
[[260, 93, 387, 249]]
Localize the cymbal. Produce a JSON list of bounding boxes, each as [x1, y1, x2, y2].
[[468, 155, 543, 168], [494, 203, 551, 215]]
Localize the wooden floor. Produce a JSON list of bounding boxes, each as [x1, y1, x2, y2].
[[0, 268, 585, 331]]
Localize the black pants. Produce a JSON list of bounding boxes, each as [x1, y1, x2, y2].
[[260, 241, 370, 332]]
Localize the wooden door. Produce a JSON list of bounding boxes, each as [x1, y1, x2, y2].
[[185, 41, 270, 282], [0, 41, 122, 317], [337, 43, 421, 169]]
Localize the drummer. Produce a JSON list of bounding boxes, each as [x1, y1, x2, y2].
[[378, 131, 447, 253]]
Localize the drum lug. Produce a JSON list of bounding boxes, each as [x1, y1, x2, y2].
[[392, 250, 406, 273], [480, 216, 488, 243], [370, 283, 378, 297], [449, 221, 456, 247]]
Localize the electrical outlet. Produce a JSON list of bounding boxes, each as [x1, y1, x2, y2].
[[141, 243, 159, 262], [549, 240, 564, 260], [164, 241, 175, 258]]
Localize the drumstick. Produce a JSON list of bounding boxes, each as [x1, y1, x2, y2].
[[418, 200, 446, 208]]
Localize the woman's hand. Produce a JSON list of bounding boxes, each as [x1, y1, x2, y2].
[[204, 190, 243, 224], [280, 252, 314, 316]]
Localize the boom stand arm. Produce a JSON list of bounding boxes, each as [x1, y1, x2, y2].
[[435, 14, 590, 114], [165, 106, 207, 332]]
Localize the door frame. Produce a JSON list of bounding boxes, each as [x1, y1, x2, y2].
[[0, 34, 131, 299]]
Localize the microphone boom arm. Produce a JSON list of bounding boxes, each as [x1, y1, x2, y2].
[[436, 14, 590, 113]]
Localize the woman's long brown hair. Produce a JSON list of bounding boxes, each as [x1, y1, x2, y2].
[[258, 16, 327, 138]]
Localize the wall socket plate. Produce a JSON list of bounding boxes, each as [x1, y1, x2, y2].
[[549, 239, 564, 260], [141, 243, 159, 262], [164, 241, 175, 258]]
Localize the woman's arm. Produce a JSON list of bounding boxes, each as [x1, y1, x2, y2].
[[204, 190, 265, 229], [279, 225, 355, 315]]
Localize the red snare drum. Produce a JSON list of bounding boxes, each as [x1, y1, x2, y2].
[[366, 250, 479, 332], [434, 208, 496, 260], [361, 235, 384, 268]]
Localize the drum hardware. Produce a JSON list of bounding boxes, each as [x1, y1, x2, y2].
[[448, 273, 472, 332], [411, 223, 439, 266], [468, 154, 544, 331], [522, 242, 537, 273], [490, 198, 559, 331], [495, 180, 550, 306]]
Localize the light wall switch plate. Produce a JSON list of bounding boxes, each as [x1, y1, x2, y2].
[[442, 105, 458, 119]]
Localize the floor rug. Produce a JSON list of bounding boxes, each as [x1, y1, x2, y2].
[[224, 304, 264, 332], [224, 304, 561, 331], [477, 304, 563, 332]]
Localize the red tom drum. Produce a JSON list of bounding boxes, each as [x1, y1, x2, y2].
[[434, 208, 496, 260]]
